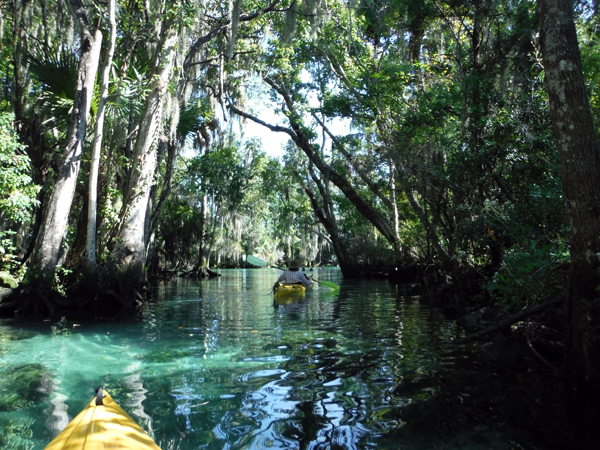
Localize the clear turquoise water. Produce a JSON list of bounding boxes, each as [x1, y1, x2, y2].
[[0, 268, 545, 449]]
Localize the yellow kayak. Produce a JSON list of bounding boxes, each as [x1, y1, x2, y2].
[[273, 283, 310, 298], [45, 387, 161, 450]]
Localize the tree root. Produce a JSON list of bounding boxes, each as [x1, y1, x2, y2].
[[27, 287, 55, 318], [526, 328, 560, 373], [453, 296, 564, 345]]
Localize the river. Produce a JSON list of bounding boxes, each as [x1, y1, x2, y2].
[[0, 268, 564, 449]]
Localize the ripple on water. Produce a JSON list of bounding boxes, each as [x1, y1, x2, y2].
[[242, 355, 290, 362], [0, 271, 566, 449], [238, 368, 286, 382]]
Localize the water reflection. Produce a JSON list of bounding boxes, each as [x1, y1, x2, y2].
[[0, 268, 551, 449]]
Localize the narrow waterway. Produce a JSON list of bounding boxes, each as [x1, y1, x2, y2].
[[0, 269, 562, 449]]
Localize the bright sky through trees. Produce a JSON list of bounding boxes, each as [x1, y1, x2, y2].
[[242, 106, 289, 157]]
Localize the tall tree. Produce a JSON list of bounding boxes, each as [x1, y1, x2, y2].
[[110, 23, 178, 304], [24, 0, 102, 313], [86, 0, 117, 273], [538, 0, 600, 447]]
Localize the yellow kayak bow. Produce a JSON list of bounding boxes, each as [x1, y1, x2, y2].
[[45, 387, 161, 450]]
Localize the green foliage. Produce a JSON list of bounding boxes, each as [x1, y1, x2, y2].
[[0, 113, 39, 278], [483, 199, 569, 311], [579, 12, 600, 130], [26, 50, 78, 133], [0, 231, 24, 279], [53, 267, 73, 297], [177, 99, 211, 142], [487, 243, 568, 312], [0, 113, 40, 223], [0, 268, 19, 289], [193, 144, 248, 205], [27, 50, 77, 100], [156, 137, 263, 267], [1, 0, 594, 304]]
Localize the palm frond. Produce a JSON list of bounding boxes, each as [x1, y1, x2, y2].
[[26, 49, 78, 133], [27, 50, 78, 101], [177, 99, 211, 143]]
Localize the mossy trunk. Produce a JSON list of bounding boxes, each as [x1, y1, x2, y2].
[[539, 0, 600, 447], [110, 29, 178, 307]]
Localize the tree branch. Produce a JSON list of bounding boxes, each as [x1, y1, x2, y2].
[[312, 112, 395, 212], [227, 102, 297, 139], [453, 296, 564, 345], [184, 0, 282, 70]]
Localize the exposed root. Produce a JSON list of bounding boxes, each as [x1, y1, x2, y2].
[[454, 296, 564, 345]]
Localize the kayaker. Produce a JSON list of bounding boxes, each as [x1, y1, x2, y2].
[[275, 260, 313, 288]]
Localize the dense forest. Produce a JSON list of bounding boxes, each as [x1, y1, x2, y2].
[[1, 0, 600, 447]]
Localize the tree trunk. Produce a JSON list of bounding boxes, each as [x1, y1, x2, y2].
[[24, 1, 102, 304], [110, 28, 178, 303], [302, 166, 361, 278], [195, 192, 208, 273], [86, 0, 116, 272], [305, 187, 358, 278], [194, 145, 211, 275], [538, 0, 600, 447], [11, 0, 33, 123], [147, 138, 177, 247]]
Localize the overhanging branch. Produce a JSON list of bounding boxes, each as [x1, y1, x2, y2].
[[227, 103, 297, 140]]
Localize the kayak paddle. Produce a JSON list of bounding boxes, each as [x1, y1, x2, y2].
[[311, 279, 340, 291], [246, 255, 268, 266]]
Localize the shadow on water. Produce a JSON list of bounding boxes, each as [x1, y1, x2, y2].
[[0, 269, 567, 449]]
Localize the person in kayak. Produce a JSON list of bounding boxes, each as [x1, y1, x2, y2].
[[276, 260, 313, 288]]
